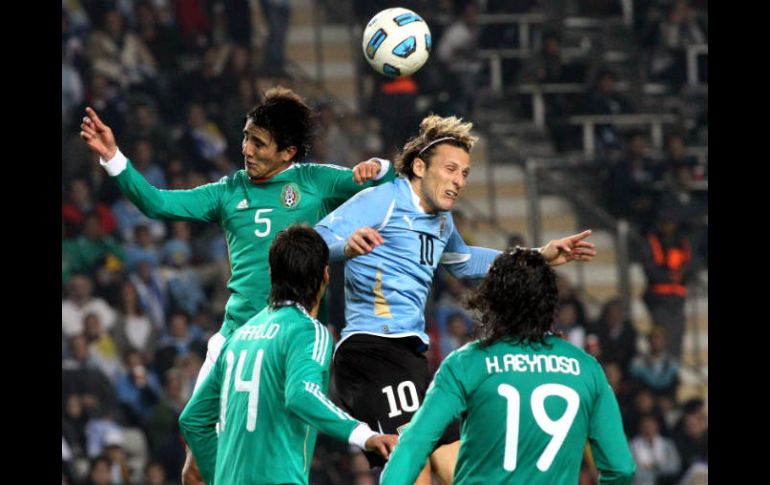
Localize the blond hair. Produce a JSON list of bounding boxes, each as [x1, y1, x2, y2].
[[395, 115, 478, 179]]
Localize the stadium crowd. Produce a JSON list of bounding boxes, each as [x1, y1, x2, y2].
[[62, 1, 706, 484]]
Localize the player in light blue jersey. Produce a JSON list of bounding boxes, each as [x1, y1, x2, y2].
[[315, 115, 596, 484]]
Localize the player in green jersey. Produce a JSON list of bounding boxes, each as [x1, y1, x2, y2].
[[381, 248, 635, 485], [180, 225, 398, 485], [79, 86, 395, 484]]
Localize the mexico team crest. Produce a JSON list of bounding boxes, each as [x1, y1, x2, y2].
[[280, 183, 301, 208]]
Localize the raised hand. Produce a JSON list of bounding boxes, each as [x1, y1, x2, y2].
[[540, 229, 596, 266], [79, 107, 118, 160]]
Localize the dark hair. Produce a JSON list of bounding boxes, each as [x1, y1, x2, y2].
[[268, 225, 329, 311], [466, 248, 558, 347], [247, 86, 314, 161]]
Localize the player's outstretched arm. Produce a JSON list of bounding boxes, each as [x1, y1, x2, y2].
[[80, 107, 117, 160], [540, 229, 597, 266]]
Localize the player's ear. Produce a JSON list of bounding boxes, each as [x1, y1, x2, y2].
[[413, 157, 426, 178], [282, 145, 298, 162], [323, 265, 330, 284]]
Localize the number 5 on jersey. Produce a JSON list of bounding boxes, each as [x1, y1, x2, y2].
[[254, 209, 273, 237]]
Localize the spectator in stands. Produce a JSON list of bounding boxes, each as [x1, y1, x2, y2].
[[523, 31, 585, 84], [582, 69, 634, 156], [163, 239, 207, 317], [124, 102, 174, 165], [592, 297, 638, 370], [439, 312, 472, 359], [179, 102, 228, 174], [87, 8, 158, 91], [63, 178, 118, 238], [555, 272, 588, 327], [606, 132, 662, 229], [62, 45, 85, 125], [657, 158, 708, 267], [663, 133, 699, 176], [112, 194, 168, 244], [128, 259, 168, 330], [102, 428, 132, 483], [624, 386, 667, 438], [178, 46, 228, 117], [72, 152, 124, 206], [153, 312, 203, 380], [116, 349, 163, 430], [73, 74, 129, 138], [437, 1, 482, 117], [85, 455, 113, 485], [146, 368, 187, 481], [629, 414, 681, 485], [641, 213, 693, 357], [145, 460, 173, 485], [124, 224, 161, 272], [629, 327, 680, 400], [63, 274, 118, 338], [84, 312, 124, 381], [62, 334, 118, 420], [369, 75, 420, 159], [314, 102, 355, 165], [175, 0, 212, 53], [111, 281, 157, 359], [62, 212, 125, 300], [672, 398, 708, 479], [650, 0, 706, 88], [63, 393, 89, 462], [554, 300, 586, 348], [130, 138, 167, 188], [134, 1, 181, 77], [259, 0, 291, 75], [603, 361, 635, 424]]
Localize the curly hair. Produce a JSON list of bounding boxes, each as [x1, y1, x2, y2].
[[247, 86, 314, 161], [395, 115, 478, 179], [466, 248, 558, 348]]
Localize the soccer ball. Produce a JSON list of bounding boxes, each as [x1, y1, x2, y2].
[[362, 7, 431, 77]]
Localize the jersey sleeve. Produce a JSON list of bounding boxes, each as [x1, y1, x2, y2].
[[587, 364, 636, 485], [315, 183, 396, 261], [283, 319, 361, 443], [380, 355, 466, 485], [103, 149, 224, 222], [310, 159, 395, 205], [440, 225, 501, 279], [178, 352, 224, 484]]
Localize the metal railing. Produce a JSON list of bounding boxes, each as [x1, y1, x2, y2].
[[566, 113, 680, 157]]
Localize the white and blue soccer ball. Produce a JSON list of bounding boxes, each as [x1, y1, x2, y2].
[[362, 7, 431, 77]]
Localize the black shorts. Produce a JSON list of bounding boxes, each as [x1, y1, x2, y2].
[[332, 333, 460, 468]]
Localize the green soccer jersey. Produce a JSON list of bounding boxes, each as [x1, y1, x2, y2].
[[104, 151, 394, 335], [179, 304, 365, 485], [381, 335, 636, 485]]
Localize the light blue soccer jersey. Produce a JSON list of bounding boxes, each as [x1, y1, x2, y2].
[[316, 177, 500, 345]]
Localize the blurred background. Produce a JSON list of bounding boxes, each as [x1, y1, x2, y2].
[[62, 0, 707, 484]]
